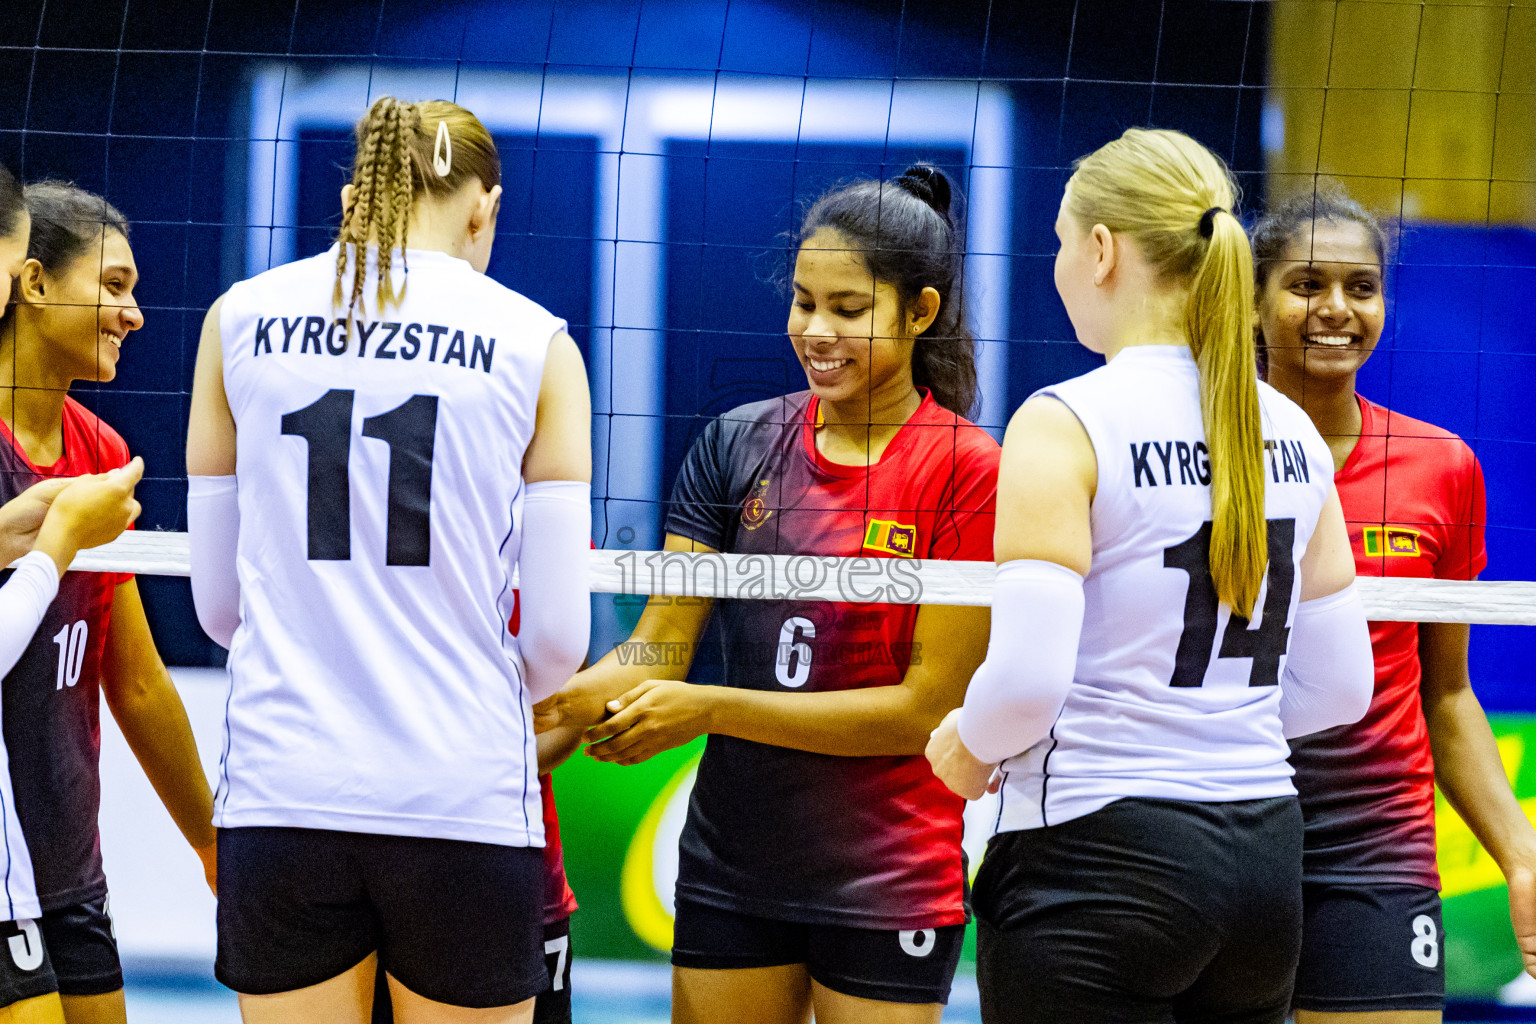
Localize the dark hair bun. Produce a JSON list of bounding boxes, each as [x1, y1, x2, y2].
[[895, 164, 952, 222]]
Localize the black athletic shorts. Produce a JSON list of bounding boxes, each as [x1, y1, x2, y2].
[[534, 917, 573, 1024], [371, 917, 572, 1024], [1291, 882, 1445, 1013], [0, 919, 59, 1007], [974, 796, 1303, 1024], [671, 898, 965, 1005], [39, 896, 120, 996], [217, 827, 548, 1008]]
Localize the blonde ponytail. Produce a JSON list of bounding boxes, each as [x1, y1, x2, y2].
[[1066, 128, 1266, 617], [334, 96, 501, 317], [1187, 208, 1265, 618]]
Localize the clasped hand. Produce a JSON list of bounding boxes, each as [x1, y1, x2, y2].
[[925, 707, 1000, 801], [0, 477, 72, 566], [585, 680, 713, 766], [0, 459, 144, 569], [533, 677, 713, 767]]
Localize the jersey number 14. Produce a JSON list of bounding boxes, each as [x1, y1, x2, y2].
[[282, 389, 439, 566], [1163, 518, 1296, 688]]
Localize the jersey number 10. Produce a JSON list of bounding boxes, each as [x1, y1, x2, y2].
[[282, 389, 440, 566], [52, 620, 88, 691], [1163, 518, 1296, 688]]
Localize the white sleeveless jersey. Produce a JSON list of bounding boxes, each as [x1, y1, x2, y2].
[[0, 669, 38, 923], [214, 245, 564, 847], [0, 756, 39, 922], [995, 345, 1333, 833], [0, 746, 37, 922], [0, 554, 51, 923]]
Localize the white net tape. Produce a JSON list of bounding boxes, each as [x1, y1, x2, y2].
[[52, 531, 1536, 626]]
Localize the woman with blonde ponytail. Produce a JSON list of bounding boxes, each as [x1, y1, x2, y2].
[[186, 96, 591, 1024], [926, 128, 1374, 1023]]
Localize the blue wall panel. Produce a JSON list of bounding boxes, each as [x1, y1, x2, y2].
[[1359, 226, 1536, 710]]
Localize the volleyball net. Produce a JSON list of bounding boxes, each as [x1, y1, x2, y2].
[[4, 1, 1533, 651], [65, 531, 1536, 626], [11, 0, 1536, 1000]]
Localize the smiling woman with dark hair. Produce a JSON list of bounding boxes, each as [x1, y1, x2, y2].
[[537, 164, 999, 1024], [0, 180, 216, 1024], [1255, 187, 1536, 1024], [0, 157, 152, 1024]]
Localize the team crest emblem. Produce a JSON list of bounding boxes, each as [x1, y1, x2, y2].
[[864, 519, 917, 557], [741, 479, 773, 530], [1363, 526, 1421, 558]]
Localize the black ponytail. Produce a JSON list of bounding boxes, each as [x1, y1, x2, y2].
[[894, 164, 952, 223], [796, 163, 978, 419]]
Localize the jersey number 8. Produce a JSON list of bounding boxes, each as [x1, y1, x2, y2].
[[1163, 518, 1296, 688], [282, 389, 439, 566]]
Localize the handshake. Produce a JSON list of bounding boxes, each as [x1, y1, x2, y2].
[[0, 458, 144, 577]]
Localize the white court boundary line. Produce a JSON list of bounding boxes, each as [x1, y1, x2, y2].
[[60, 532, 1536, 626]]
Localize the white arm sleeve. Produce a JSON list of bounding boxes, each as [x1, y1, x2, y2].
[[188, 475, 241, 649], [956, 559, 1085, 765], [1278, 582, 1374, 739], [0, 552, 60, 678], [516, 480, 591, 704]]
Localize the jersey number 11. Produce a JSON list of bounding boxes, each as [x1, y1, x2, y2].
[[282, 389, 439, 566]]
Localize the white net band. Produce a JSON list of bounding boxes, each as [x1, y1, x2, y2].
[[45, 531, 1536, 626]]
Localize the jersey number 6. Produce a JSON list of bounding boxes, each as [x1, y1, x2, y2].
[[281, 389, 439, 566], [1163, 518, 1296, 688]]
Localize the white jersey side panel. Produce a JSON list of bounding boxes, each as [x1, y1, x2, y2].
[[0, 718, 38, 923], [995, 346, 1333, 833], [215, 246, 562, 846]]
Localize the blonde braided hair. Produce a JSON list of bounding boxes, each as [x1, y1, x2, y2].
[[334, 96, 501, 318]]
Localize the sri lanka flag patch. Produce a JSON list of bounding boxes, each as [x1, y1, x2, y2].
[[864, 519, 917, 557], [1363, 526, 1421, 558]]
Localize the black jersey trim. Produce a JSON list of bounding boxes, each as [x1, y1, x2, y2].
[[0, 554, 21, 905], [508, 659, 533, 842], [993, 769, 1008, 835], [214, 661, 236, 819], [1039, 723, 1061, 828], [0, 782, 13, 921], [493, 481, 522, 655], [494, 483, 533, 841]]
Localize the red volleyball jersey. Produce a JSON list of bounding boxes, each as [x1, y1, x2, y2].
[[0, 398, 132, 908], [539, 774, 578, 924], [507, 591, 579, 924], [665, 391, 1000, 929], [1288, 395, 1487, 888]]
